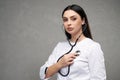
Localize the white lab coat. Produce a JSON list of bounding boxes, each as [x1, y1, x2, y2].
[[40, 38, 106, 80]]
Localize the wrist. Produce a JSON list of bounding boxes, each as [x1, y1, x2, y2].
[[56, 62, 63, 69]]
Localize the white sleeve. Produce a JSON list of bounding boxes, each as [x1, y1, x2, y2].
[[39, 43, 59, 80], [88, 43, 106, 80]]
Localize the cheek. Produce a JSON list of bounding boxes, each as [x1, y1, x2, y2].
[[77, 20, 82, 25], [74, 22, 83, 31], [63, 23, 67, 29], [74, 22, 82, 28]]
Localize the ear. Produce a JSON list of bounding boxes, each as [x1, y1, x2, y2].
[[82, 18, 85, 25]]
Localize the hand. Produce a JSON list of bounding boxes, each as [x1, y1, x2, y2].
[[57, 53, 79, 68]]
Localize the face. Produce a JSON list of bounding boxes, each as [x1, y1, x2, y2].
[[63, 10, 84, 37]]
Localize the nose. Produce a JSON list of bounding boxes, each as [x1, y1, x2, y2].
[[67, 20, 71, 26]]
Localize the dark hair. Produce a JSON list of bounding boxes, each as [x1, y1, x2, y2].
[[62, 4, 93, 39]]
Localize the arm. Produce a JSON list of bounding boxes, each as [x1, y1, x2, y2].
[[39, 43, 59, 80], [40, 42, 77, 80], [88, 43, 106, 80], [45, 62, 62, 78], [45, 53, 78, 78]]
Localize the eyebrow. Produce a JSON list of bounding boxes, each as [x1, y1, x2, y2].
[[63, 15, 77, 19]]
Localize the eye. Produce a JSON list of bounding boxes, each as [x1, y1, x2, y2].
[[71, 17, 77, 21], [63, 18, 68, 22]]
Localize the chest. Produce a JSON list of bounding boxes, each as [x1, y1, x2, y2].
[[56, 44, 90, 67]]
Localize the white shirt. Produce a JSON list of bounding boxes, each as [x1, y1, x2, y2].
[[40, 38, 106, 80]]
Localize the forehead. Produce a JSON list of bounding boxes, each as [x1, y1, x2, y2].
[[63, 10, 80, 18]]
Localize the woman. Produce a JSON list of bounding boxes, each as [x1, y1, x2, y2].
[[40, 4, 106, 80]]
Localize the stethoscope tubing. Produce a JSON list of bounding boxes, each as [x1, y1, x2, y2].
[[57, 34, 81, 77], [57, 25, 87, 77]]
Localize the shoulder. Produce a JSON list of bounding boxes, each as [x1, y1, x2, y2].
[[85, 38, 104, 56], [82, 38, 102, 55], [85, 38, 101, 48]]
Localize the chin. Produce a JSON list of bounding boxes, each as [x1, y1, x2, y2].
[[68, 32, 75, 35]]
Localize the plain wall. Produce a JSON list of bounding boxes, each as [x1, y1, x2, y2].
[[0, 0, 120, 80]]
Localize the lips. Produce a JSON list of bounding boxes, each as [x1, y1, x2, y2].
[[67, 27, 74, 31]]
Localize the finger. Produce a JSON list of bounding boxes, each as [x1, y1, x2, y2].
[[68, 58, 75, 62], [68, 61, 74, 65], [69, 62, 74, 65], [75, 53, 79, 56], [69, 53, 76, 56], [71, 53, 79, 57], [70, 55, 76, 59]]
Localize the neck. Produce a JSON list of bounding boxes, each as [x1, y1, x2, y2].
[[70, 34, 86, 42]]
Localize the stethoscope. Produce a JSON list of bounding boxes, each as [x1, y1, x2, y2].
[[57, 25, 87, 77]]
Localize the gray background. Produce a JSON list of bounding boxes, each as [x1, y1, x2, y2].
[[0, 0, 120, 80]]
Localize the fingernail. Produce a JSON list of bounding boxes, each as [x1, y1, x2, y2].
[[76, 54, 79, 56]]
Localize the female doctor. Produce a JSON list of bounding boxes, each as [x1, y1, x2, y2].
[[40, 4, 106, 80]]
